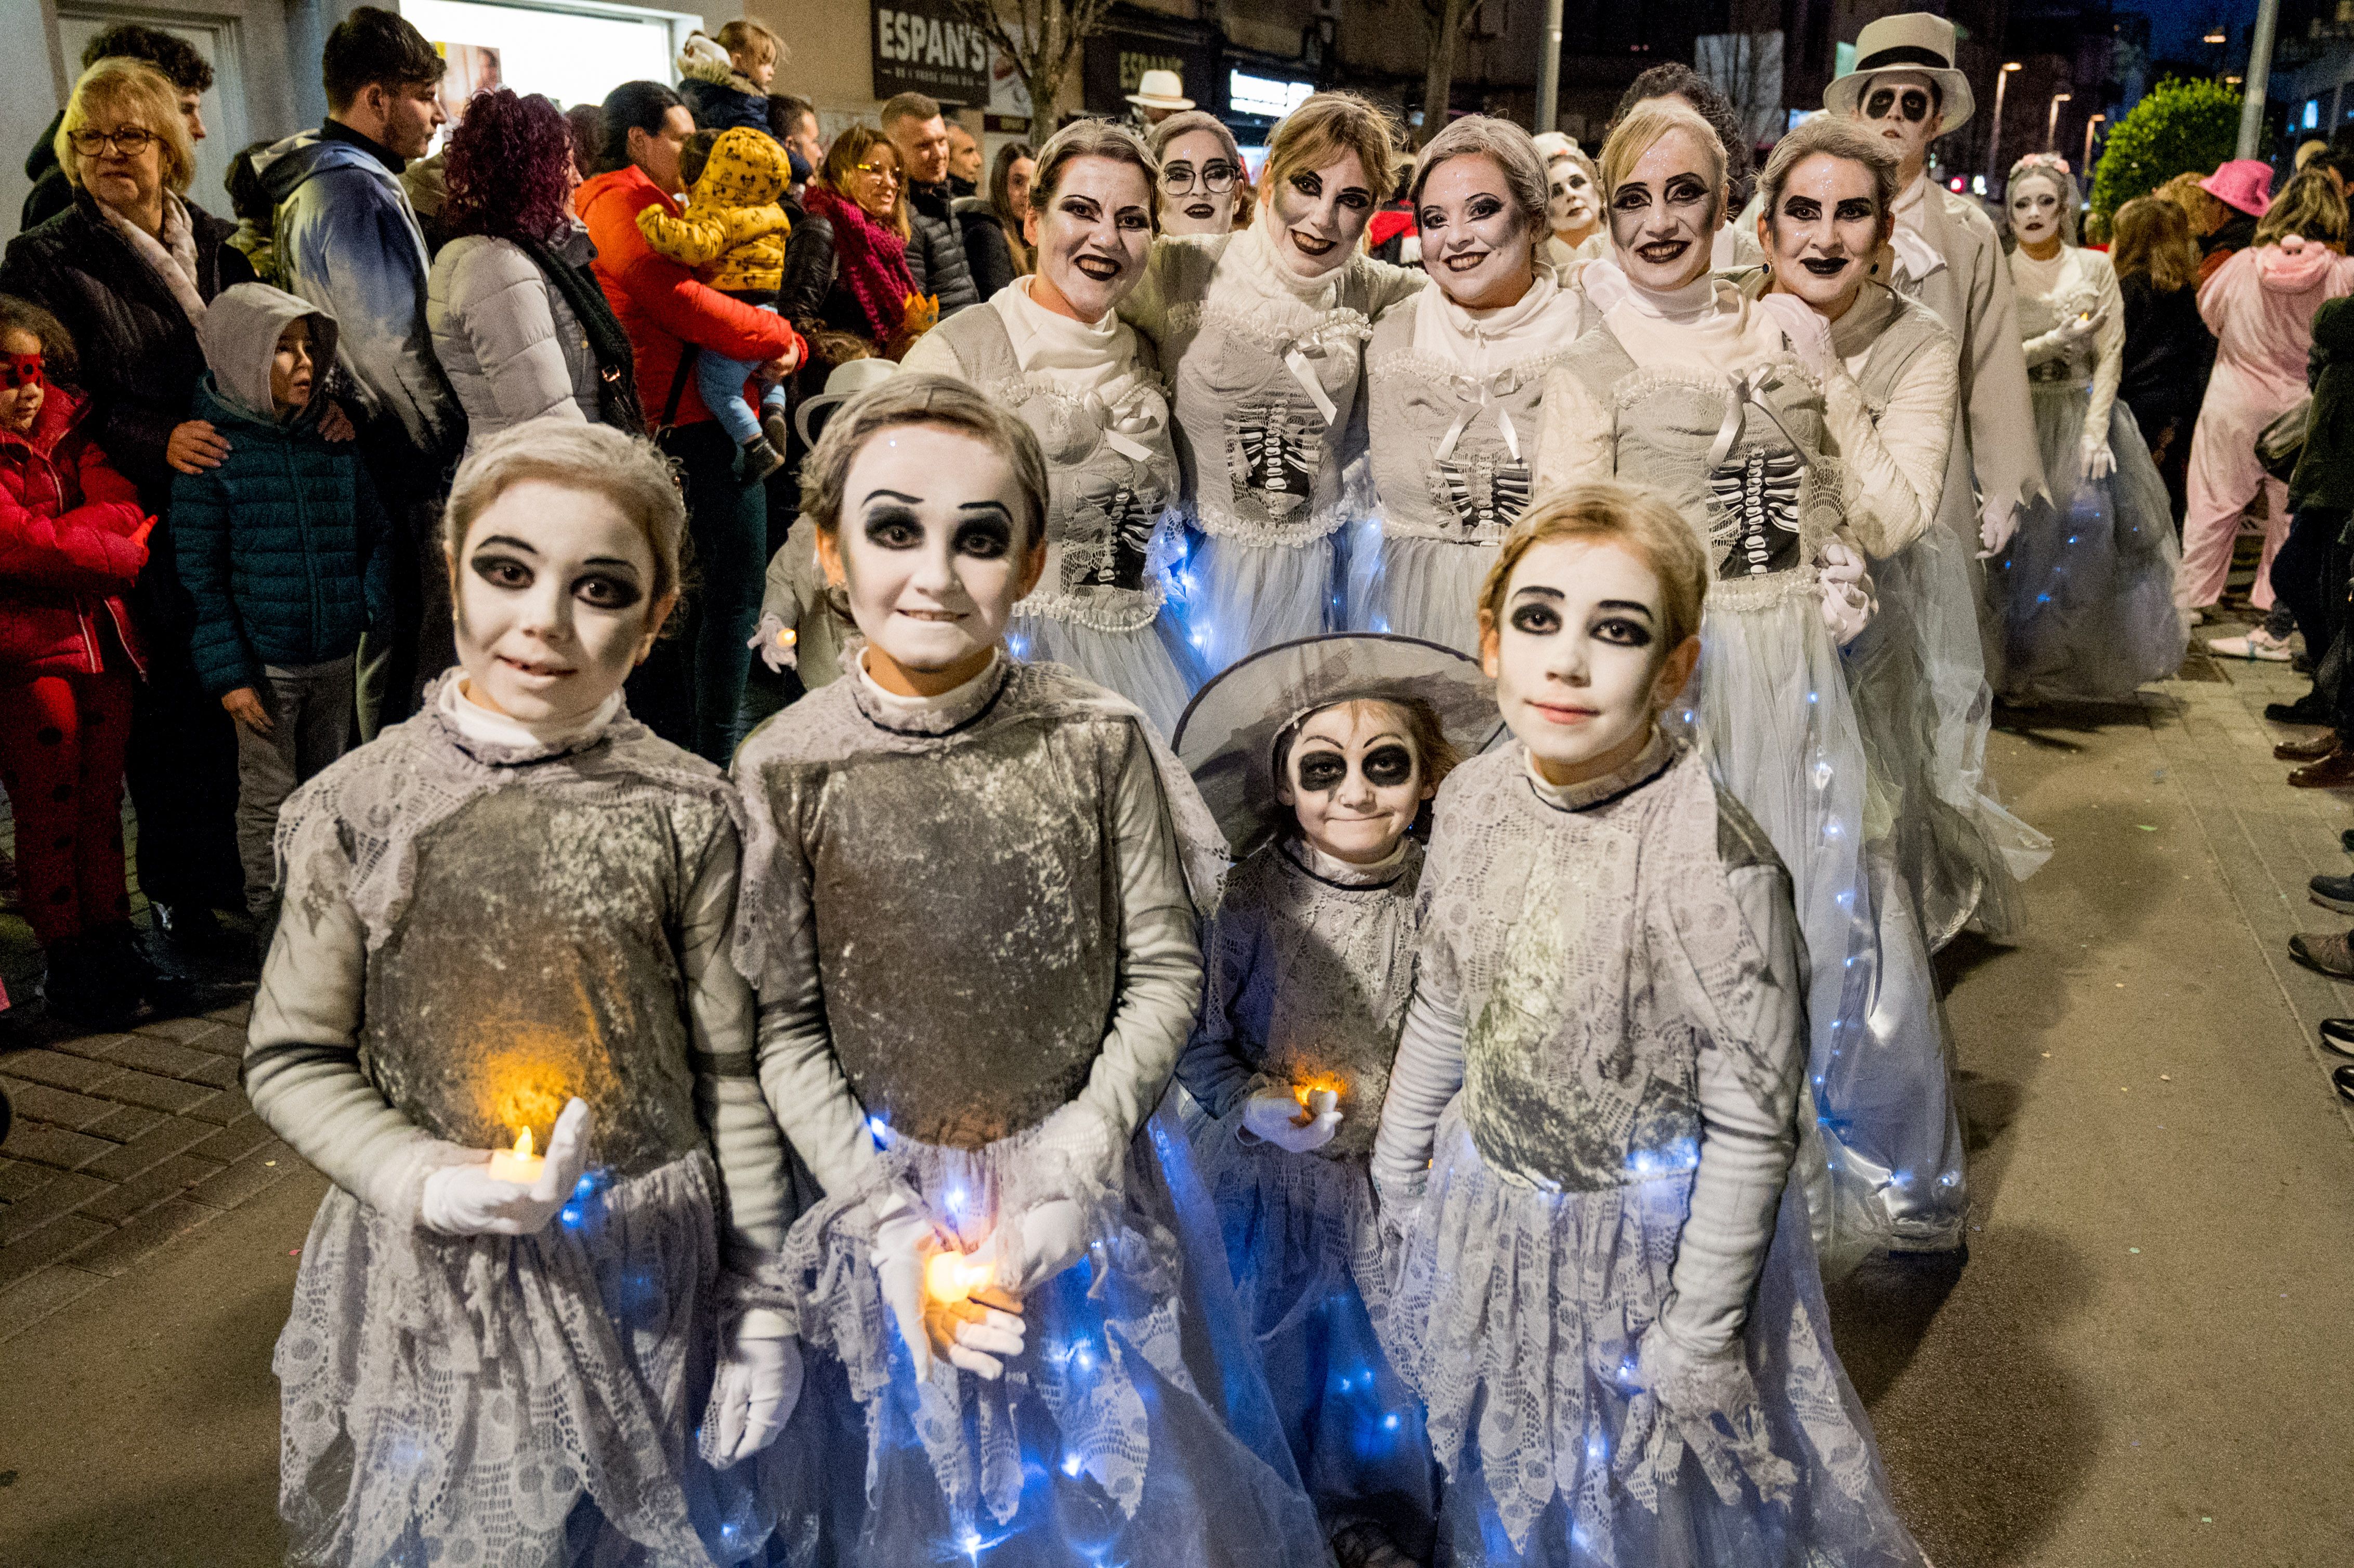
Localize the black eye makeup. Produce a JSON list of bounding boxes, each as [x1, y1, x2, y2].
[[1291, 173, 1323, 198], [861, 505, 924, 550], [952, 514, 1015, 560], [574, 571, 645, 611], [470, 552, 533, 591], [1509, 600, 1564, 635], [1664, 174, 1710, 206], [1296, 749, 1348, 792], [1834, 198, 1877, 222], [1362, 743, 1416, 788], [1591, 614, 1656, 647]]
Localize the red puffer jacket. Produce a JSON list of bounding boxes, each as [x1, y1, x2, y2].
[[0, 385, 151, 677], [575, 164, 803, 430]]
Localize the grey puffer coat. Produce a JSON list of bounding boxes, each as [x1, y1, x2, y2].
[[426, 229, 600, 455]]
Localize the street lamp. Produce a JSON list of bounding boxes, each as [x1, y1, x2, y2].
[[2083, 112, 2106, 174], [2046, 90, 2073, 153], [1987, 61, 2024, 187]]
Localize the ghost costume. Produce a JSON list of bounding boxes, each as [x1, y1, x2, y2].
[[244, 674, 820, 1568], [731, 653, 1330, 1565], [1369, 736, 1927, 1568], [1350, 266, 1586, 654], [1121, 225, 1423, 670], [902, 281, 1201, 734], [1989, 244, 2188, 700]]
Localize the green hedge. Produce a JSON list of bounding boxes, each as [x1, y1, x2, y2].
[[2089, 77, 2245, 227]]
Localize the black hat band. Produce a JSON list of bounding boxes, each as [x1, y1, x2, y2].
[[1855, 45, 1954, 71]]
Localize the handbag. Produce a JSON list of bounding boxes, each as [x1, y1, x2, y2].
[[2258, 397, 2311, 483]]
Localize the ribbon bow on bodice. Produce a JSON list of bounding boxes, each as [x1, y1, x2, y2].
[[1433, 363, 1532, 465], [1278, 313, 1373, 424], [1706, 368, 1817, 474]]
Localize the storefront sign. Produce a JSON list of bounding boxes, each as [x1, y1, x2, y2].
[[1082, 27, 1218, 116], [873, 0, 992, 105]]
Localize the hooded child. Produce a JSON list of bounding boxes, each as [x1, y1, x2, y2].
[[729, 374, 1332, 1564], [1369, 481, 1929, 1568], [1173, 632, 1500, 1567], [243, 417, 825, 1568], [677, 23, 786, 135]]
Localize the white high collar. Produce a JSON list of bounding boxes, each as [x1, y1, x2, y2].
[[440, 675, 621, 752]]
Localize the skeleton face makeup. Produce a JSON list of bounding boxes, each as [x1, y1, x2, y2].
[[1419, 152, 1536, 310], [1158, 127, 1239, 236], [1608, 128, 1722, 293], [1277, 699, 1432, 865], [1482, 538, 1696, 786], [1270, 149, 1376, 278], [1851, 69, 1941, 182], [1030, 154, 1155, 322], [819, 422, 1045, 696], [1547, 155, 1598, 240], [1763, 152, 1884, 316], [0, 330, 44, 435], [2009, 173, 2066, 251], [451, 479, 672, 725]]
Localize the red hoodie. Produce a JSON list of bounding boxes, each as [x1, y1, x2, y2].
[[0, 384, 151, 677], [574, 164, 804, 431]]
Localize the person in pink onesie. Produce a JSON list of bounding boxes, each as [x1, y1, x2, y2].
[[2179, 172, 2354, 627]]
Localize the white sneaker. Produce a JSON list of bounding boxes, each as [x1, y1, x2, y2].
[[2206, 629, 2295, 661]]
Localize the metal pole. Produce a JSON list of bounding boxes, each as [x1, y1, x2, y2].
[[2238, 0, 2282, 159], [1986, 65, 2015, 187], [2083, 113, 2103, 173], [2046, 92, 2070, 153], [1534, 0, 1565, 135]]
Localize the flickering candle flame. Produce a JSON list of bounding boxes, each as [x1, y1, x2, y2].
[[925, 1250, 993, 1305], [775, 626, 796, 649], [1290, 1077, 1343, 1125], [487, 1125, 545, 1185]]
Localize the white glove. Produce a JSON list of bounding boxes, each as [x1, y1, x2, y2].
[[1370, 1163, 1427, 1252], [1977, 496, 2019, 559], [2056, 306, 2108, 348], [418, 1098, 592, 1236], [748, 613, 797, 673], [1815, 538, 1876, 646], [709, 1308, 802, 1465], [980, 1196, 1093, 1296], [871, 1189, 1029, 1380], [2081, 434, 2115, 479], [1240, 1087, 1340, 1154], [1754, 291, 1837, 384]]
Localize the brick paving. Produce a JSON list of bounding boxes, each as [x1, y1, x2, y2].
[[0, 999, 296, 1339]]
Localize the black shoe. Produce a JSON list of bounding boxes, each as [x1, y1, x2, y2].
[[151, 902, 226, 950], [762, 407, 791, 453], [2313, 873, 2354, 914], [736, 435, 785, 486], [2319, 1018, 2354, 1059], [2267, 692, 2335, 724], [39, 933, 138, 1030], [2343, 828, 2354, 854], [2335, 1063, 2354, 1104]]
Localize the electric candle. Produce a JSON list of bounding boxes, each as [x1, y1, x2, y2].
[[487, 1126, 544, 1185], [926, 1249, 993, 1305]]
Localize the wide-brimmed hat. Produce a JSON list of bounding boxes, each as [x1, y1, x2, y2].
[[793, 356, 900, 449], [1125, 69, 1193, 112], [2202, 159, 2275, 218], [1824, 13, 1974, 136], [1173, 634, 1503, 857]]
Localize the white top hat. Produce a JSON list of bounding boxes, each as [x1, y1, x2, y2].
[[1824, 12, 1975, 136], [1125, 69, 1194, 112], [793, 356, 901, 449]]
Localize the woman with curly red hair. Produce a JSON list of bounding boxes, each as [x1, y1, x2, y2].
[[427, 88, 643, 453]]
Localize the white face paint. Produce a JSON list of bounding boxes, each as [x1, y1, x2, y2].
[[1277, 699, 1432, 865], [1607, 127, 1722, 293], [1763, 152, 1885, 315], [1030, 154, 1155, 322], [451, 479, 671, 725], [819, 423, 1042, 694], [1157, 127, 1238, 237], [1481, 538, 1694, 786], [1270, 149, 1376, 277], [1851, 69, 1941, 184], [1547, 155, 1598, 238], [2009, 174, 2067, 248], [1418, 152, 1536, 310]]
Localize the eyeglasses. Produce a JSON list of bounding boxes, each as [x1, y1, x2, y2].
[[1862, 87, 1934, 124], [852, 161, 901, 185], [68, 126, 157, 157], [1160, 160, 1238, 195]]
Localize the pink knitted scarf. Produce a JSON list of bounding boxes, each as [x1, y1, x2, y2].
[[805, 182, 918, 348]]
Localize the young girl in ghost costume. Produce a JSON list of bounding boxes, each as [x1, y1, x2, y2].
[[1171, 633, 1500, 1566], [1988, 155, 2188, 701], [1120, 92, 1425, 669], [729, 375, 1331, 1565], [1370, 482, 1928, 1568], [903, 120, 1200, 736], [1352, 117, 1589, 655], [243, 420, 819, 1567], [1538, 102, 1968, 1264]]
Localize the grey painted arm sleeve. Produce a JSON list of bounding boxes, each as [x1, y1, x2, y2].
[[683, 823, 791, 1265], [1369, 984, 1468, 1188]]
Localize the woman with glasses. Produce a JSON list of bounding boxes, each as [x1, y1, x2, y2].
[[779, 125, 928, 376], [1147, 110, 1243, 238]]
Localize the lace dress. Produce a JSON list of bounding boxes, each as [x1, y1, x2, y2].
[[1369, 738, 1926, 1567], [1175, 838, 1438, 1559], [731, 655, 1329, 1565], [1122, 225, 1424, 672], [1989, 244, 2187, 701], [245, 676, 825, 1567]]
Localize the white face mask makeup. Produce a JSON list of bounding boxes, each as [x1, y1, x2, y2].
[[1763, 152, 1885, 317], [2009, 175, 2066, 251], [450, 479, 673, 726], [1481, 537, 1698, 787], [1029, 154, 1155, 323], [1548, 156, 1598, 239], [1270, 149, 1376, 278], [1418, 152, 1536, 310], [818, 423, 1045, 697], [1852, 69, 1941, 184], [1277, 699, 1432, 865], [1157, 127, 1239, 237], [1607, 128, 1723, 294]]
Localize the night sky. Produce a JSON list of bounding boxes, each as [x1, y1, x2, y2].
[[2122, 0, 2266, 64]]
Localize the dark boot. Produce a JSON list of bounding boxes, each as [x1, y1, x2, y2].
[[2289, 750, 2354, 788], [40, 933, 138, 1030]]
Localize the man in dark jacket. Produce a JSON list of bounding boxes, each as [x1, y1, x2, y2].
[[880, 92, 979, 316], [2273, 298, 2354, 786], [22, 23, 213, 231]]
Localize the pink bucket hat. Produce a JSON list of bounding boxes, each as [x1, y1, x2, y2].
[[2201, 159, 2274, 218]]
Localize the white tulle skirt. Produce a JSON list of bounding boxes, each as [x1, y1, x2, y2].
[[1170, 529, 1337, 677], [1989, 389, 2189, 702], [1342, 527, 1496, 656], [1006, 609, 1205, 740]]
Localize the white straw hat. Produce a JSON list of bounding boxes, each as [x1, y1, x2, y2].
[[1824, 13, 1975, 136], [1124, 69, 1194, 113]]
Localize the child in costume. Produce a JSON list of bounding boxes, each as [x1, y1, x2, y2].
[[1173, 632, 1500, 1567], [244, 419, 814, 1567], [731, 374, 1330, 1564], [1370, 481, 1928, 1567], [637, 127, 802, 481]]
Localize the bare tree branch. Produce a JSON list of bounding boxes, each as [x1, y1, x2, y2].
[[945, 0, 1120, 140]]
